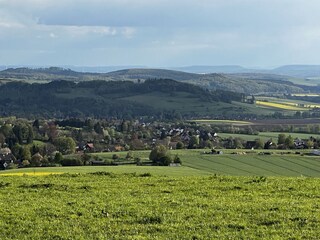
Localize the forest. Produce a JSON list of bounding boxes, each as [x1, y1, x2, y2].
[[0, 78, 244, 119]]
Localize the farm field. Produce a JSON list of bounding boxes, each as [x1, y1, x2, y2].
[[194, 117, 320, 127], [218, 131, 320, 142], [0, 173, 319, 239], [255, 100, 305, 111], [256, 97, 320, 110]]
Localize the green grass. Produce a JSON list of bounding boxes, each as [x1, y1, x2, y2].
[[3, 149, 320, 177], [0, 173, 320, 239], [218, 132, 320, 142], [233, 101, 290, 115], [121, 91, 236, 114], [191, 119, 251, 125], [0, 165, 207, 177]]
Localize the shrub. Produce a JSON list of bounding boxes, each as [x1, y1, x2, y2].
[[21, 160, 30, 167], [60, 158, 83, 166], [126, 151, 134, 160], [135, 157, 142, 165], [104, 159, 116, 165], [173, 155, 182, 164], [159, 155, 172, 166], [149, 145, 167, 163], [176, 141, 185, 149], [7, 163, 18, 169], [112, 154, 119, 160], [54, 152, 63, 163]]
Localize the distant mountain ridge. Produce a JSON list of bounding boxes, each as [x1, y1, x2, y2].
[[172, 65, 320, 78], [271, 65, 320, 78], [0, 67, 311, 94], [173, 65, 248, 74]]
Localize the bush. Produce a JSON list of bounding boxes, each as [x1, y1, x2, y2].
[[112, 154, 119, 160], [54, 152, 63, 163], [173, 155, 182, 164], [21, 160, 30, 168], [60, 158, 83, 166], [149, 145, 167, 163], [104, 159, 116, 165], [135, 157, 142, 165], [126, 151, 134, 160], [176, 141, 185, 149], [159, 155, 172, 166], [7, 163, 18, 169]]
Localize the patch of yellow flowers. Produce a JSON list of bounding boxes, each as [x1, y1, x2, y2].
[[0, 172, 63, 176]]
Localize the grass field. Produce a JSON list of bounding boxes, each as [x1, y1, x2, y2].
[[218, 131, 320, 142], [2, 149, 320, 238], [191, 119, 252, 125], [0, 173, 319, 239], [2, 149, 320, 177], [292, 93, 320, 97], [0, 165, 207, 177]]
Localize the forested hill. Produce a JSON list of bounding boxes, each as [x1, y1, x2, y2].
[[0, 67, 310, 94], [0, 79, 244, 119]]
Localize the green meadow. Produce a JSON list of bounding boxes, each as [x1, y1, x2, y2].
[[0, 173, 319, 239]]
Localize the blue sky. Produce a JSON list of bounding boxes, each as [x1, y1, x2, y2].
[[1, 0, 320, 67]]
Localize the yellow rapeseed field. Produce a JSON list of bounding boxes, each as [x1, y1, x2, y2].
[[255, 101, 305, 110]]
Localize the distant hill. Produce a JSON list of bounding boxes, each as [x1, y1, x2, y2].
[[173, 65, 249, 74], [0, 67, 107, 82], [104, 69, 306, 94], [0, 79, 245, 119], [174, 65, 320, 79], [104, 68, 199, 81], [0, 67, 313, 94], [270, 65, 320, 78]]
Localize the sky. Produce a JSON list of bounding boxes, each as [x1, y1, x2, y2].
[[1, 0, 320, 68]]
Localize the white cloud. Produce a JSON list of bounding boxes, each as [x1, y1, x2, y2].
[[1, 0, 320, 66]]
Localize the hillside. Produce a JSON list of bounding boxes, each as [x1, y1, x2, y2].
[[0, 79, 246, 119], [271, 65, 320, 78], [0, 67, 310, 94], [1, 173, 319, 239], [104, 69, 307, 93], [173, 65, 249, 73], [0, 67, 111, 82]]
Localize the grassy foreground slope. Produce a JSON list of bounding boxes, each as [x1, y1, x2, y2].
[[0, 173, 319, 239]]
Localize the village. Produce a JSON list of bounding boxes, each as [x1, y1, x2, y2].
[[1, 118, 320, 170]]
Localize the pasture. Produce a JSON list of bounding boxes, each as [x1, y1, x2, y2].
[[218, 131, 320, 141], [2, 149, 320, 238], [191, 119, 251, 125], [3, 149, 320, 177], [0, 173, 319, 239]]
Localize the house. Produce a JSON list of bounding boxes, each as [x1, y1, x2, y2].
[[246, 141, 256, 149], [0, 153, 16, 170], [77, 143, 94, 152], [294, 139, 307, 149]]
